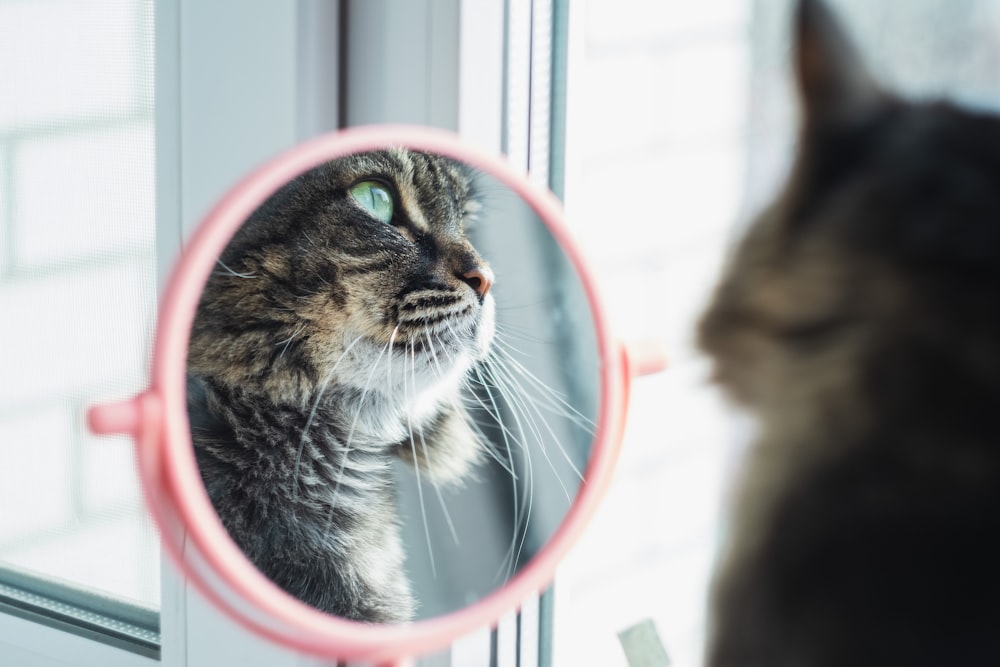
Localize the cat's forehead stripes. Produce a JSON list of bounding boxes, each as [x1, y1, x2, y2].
[[391, 148, 474, 234], [389, 148, 432, 233], [330, 148, 473, 235]]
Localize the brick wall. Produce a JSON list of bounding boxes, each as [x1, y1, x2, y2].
[[557, 3, 749, 665], [0, 0, 158, 608]]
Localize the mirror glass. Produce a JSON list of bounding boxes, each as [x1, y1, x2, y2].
[[185, 147, 599, 623]]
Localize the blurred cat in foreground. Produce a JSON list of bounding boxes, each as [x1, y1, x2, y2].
[[700, 0, 1000, 664]]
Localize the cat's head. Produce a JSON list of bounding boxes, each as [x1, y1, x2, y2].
[[188, 148, 496, 407], [699, 0, 1000, 419]]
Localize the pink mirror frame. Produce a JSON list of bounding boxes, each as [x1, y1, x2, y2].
[[87, 125, 666, 666]]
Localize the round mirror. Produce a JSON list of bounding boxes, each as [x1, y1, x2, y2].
[[187, 141, 600, 624], [87, 126, 662, 663]]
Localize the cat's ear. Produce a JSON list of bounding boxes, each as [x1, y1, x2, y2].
[[794, 0, 887, 129]]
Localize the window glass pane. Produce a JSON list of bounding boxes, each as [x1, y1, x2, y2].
[[559, 1, 1000, 665], [0, 0, 159, 612], [558, 1, 750, 665]]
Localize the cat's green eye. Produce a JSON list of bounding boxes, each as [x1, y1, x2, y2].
[[349, 180, 394, 224]]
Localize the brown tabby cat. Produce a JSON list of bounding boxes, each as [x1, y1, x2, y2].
[[700, 0, 1000, 664], [186, 148, 495, 622]]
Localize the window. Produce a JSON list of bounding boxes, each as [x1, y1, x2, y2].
[[555, 1, 1000, 666], [554, 2, 748, 665], [0, 0, 159, 659]]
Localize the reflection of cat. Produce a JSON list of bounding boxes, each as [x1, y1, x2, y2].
[[700, 0, 1000, 664], [187, 149, 495, 622]]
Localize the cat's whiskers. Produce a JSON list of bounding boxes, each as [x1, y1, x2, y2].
[[475, 366, 534, 582], [484, 354, 584, 491], [422, 328, 447, 378], [422, 331, 461, 546], [491, 335, 596, 434], [470, 363, 529, 584], [327, 333, 395, 514], [440, 318, 530, 481], [454, 377, 519, 476], [475, 322, 599, 580], [463, 315, 540, 582], [406, 338, 437, 579], [386, 325, 398, 397], [300, 231, 319, 250], [480, 357, 571, 508], [430, 316, 592, 582], [493, 319, 554, 347], [462, 378, 532, 465], [275, 323, 306, 359], [214, 259, 256, 279], [292, 334, 365, 503]]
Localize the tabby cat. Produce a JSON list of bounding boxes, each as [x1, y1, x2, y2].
[[700, 0, 1000, 664], [186, 148, 495, 623]]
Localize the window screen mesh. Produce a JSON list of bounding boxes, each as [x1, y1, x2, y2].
[[0, 0, 158, 610]]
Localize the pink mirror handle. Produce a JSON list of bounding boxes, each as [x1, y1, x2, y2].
[[87, 392, 162, 441], [624, 339, 669, 377]]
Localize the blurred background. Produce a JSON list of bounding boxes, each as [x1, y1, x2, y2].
[[559, 2, 1000, 664], [0, 0, 159, 609], [3, 1, 1000, 665]]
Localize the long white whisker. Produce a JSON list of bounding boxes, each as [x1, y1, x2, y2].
[[472, 358, 539, 584], [473, 364, 525, 584], [425, 331, 447, 379], [457, 359, 521, 443], [423, 333, 461, 546], [275, 323, 306, 359], [215, 259, 256, 278], [511, 414, 535, 582], [489, 339, 596, 432], [406, 339, 436, 579], [424, 329, 519, 475], [457, 385, 518, 476], [492, 320, 553, 346], [483, 354, 595, 488], [481, 358, 573, 503], [292, 335, 366, 501], [441, 315, 524, 580], [485, 356, 584, 489], [462, 375, 522, 477], [328, 335, 394, 511], [494, 360, 592, 486], [386, 326, 398, 393]]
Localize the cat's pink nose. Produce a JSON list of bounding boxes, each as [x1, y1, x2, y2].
[[462, 266, 494, 298]]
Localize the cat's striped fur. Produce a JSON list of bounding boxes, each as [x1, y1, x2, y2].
[[187, 148, 495, 622]]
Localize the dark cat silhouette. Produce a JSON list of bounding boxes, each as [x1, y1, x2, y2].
[[700, 1, 1000, 664]]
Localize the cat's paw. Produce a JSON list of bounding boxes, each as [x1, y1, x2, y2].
[[395, 404, 484, 486]]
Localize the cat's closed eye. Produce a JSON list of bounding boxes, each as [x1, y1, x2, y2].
[[768, 315, 856, 346]]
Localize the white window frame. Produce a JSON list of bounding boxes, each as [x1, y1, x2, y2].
[[0, 1, 558, 664], [0, 611, 157, 667], [159, 1, 530, 666]]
